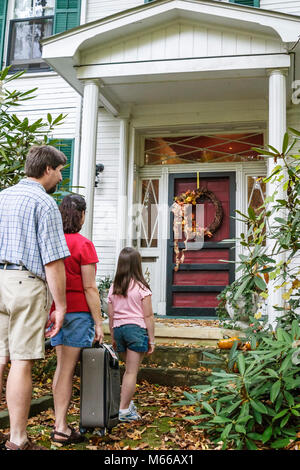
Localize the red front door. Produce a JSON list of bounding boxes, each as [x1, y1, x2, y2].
[[166, 172, 235, 317]]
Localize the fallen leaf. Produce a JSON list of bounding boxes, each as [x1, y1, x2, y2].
[[136, 443, 149, 450]]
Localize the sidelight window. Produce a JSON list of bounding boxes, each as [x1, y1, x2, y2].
[[140, 179, 159, 248]]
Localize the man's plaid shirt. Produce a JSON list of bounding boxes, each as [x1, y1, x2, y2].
[[0, 179, 70, 280]]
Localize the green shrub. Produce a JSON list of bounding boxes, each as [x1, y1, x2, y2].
[[0, 66, 66, 190], [178, 320, 300, 450], [97, 275, 113, 293], [215, 129, 300, 327]]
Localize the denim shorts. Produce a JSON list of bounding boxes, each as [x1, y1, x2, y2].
[[50, 312, 95, 348], [113, 324, 149, 353]]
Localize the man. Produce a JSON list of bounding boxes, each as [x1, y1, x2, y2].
[[0, 145, 70, 450]]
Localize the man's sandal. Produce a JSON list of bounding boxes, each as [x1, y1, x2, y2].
[[5, 438, 47, 450], [51, 425, 84, 445]]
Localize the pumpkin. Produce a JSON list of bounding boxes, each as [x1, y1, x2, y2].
[[217, 336, 242, 349]]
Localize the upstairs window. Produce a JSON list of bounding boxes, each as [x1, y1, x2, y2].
[[229, 1, 260, 6], [7, 0, 81, 72], [7, 0, 55, 72]]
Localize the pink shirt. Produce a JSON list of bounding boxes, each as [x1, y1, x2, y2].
[[107, 280, 152, 329]]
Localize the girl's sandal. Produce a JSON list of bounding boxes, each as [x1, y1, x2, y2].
[[51, 425, 84, 445]]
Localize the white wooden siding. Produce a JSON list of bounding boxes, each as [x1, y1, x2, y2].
[[86, 0, 141, 23], [261, 1, 300, 16], [5, 73, 80, 138], [131, 98, 268, 127], [93, 109, 120, 279], [83, 20, 285, 66], [85, 1, 300, 25]]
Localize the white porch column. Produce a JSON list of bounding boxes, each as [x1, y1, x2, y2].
[[79, 80, 99, 240], [126, 126, 136, 247], [115, 117, 129, 266], [267, 69, 287, 327]]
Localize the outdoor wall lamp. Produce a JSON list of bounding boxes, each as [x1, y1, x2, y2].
[[95, 163, 104, 187]]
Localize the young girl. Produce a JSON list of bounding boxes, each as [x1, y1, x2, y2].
[[108, 247, 155, 423]]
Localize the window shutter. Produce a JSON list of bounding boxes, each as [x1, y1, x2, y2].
[[54, 0, 81, 34], [50, 138, 74, 197], [0, 0, 8, 68], [229, 0, 260, 6]]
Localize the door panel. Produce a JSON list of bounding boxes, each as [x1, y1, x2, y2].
[[173, 271, 229, 286], [174, 249, 229, 263], [173, 293, 221, 308], [166, 172, 235, 317]]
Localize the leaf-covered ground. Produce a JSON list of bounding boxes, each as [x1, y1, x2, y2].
[[25, 383, 215, 451], [1, 345, 299, 451], [0, 349, 215, 451]]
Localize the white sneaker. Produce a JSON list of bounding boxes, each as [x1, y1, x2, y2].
[[119, 408, 141, 422], [129, 401, 137, 412]]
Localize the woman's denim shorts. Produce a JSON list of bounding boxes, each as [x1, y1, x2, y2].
[[50, 312, 95, 348], [113, 324, 149, 353]]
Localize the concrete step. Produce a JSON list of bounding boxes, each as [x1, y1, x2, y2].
[[101, 320, 239, 385], [141, 345, 216, 369], [121, 344, 224, 386], [102, 320, 243, 347], [135, 365, 211, 387], [70, 344, 218, 386], [47, 319, 239, 387]]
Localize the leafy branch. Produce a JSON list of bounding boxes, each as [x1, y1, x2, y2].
[[0, 66, 67, 190]]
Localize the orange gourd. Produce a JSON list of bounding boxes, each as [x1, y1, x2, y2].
[[217, 336, 242, 349]]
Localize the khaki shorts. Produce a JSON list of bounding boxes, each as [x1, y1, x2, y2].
[[0, 269, 52, 361]]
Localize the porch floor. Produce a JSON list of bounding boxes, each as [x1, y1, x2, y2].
[[103, 317, 241, 347]]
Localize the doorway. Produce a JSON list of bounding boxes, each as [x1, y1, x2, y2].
[[166, 172, 236, 317]]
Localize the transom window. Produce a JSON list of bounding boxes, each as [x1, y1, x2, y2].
[[144, 133, 264, 165], [8, 0, 55, 71]]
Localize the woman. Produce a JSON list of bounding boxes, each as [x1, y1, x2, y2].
[[49, 194, 104, 445]]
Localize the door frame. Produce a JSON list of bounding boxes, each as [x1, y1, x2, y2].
[[166, 172, 236, 318]]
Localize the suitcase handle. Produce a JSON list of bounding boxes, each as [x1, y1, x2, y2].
[[93, 342, 119, 369]]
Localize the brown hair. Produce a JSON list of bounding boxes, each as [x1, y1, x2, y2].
[[113, 247, 151, 297], [25, 145, 67, 178], [59, 194, 86, 234]]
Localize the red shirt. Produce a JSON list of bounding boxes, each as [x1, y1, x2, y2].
[[51, 232, 99, 313]]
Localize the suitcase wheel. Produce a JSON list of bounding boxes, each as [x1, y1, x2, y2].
[[79, 427, 92, 435], [94, 428, 106, 437]]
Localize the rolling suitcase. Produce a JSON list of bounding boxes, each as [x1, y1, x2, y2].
[[79, 342, 120, 435]]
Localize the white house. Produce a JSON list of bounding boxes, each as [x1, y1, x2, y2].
[[2, 0, 300, 323]]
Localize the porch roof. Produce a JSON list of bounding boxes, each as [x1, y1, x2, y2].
[[42, 0, 299, 113]]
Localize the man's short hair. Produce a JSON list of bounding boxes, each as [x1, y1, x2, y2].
[[25, 145, 67, 179]]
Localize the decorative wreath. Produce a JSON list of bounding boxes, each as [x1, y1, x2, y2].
[[172, 188, 223, 271]]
